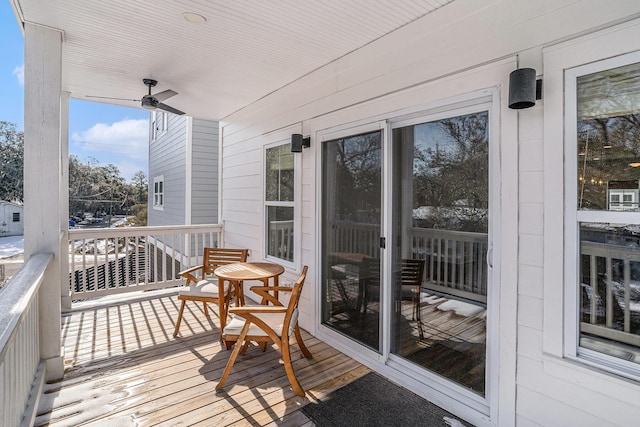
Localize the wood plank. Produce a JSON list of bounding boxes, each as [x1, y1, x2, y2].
[[35, 292, 368, 427]]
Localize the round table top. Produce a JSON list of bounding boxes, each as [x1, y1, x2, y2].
[[214, 262, 285, 281]]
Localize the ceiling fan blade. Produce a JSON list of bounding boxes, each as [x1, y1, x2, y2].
[[156, 102, 185, 115], [86, 95, 140, 102], [152, 89, 178, 102]]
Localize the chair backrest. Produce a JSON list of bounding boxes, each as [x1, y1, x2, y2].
[[401, 259, 425, 286], [203, 248, 248, 274], [284, 266, 308, 336]]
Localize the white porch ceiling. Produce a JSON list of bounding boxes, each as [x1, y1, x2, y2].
[[11, 0, 454, 120]]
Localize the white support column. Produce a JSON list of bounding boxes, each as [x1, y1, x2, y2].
[[60, 91, 71, 310], [23, 23, 65, 381]]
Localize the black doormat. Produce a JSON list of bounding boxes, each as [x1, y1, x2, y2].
[[301, 372, 473, 426]]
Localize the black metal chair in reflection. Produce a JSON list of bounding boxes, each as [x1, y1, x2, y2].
[[363, 258, 425, 330], [400, 259, 426, 339], [328, 252, 373, 317]]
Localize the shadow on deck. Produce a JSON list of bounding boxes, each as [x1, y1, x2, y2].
[[35, 289, 369, 426]]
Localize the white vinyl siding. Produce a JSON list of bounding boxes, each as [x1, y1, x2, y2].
[[190, 118, 219, 225], [543, 19, 640, 427], [148, 114, 186, 223], [148, 115, 218, 226], [219, 3, 640, 426]]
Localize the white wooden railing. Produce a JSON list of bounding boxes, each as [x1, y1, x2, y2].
[[410, 227, 488, 304], [581, 241, 640, 347], [0, 253, 52, 427], [330, 221, 381, 258], [269, 220, 294, 261], [68, 224, 222, 300], [330, 221, 488, 303]]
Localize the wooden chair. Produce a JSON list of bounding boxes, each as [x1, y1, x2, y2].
[[215, 266, 312, 397], [400, 258, 425, 322], [173, 247, 248, 337]]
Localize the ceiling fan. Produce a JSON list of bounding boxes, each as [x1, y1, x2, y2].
[[86, 78, 185, 115]]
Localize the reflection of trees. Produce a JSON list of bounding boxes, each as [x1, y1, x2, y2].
[[578, 114, 640, 210], [266, 145, 294, 201], [413, 112, 488, 232], [334, 132, 381, 223]]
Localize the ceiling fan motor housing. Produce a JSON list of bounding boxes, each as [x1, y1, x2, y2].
[[141, 96, 158, 109]]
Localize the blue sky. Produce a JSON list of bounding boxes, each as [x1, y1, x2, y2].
[[0, 2, 149, 181]]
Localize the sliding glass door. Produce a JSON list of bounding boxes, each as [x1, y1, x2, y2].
[[319, 100, 494, 401], [321, 130, 383, 352], [390, 108, 490, 396]]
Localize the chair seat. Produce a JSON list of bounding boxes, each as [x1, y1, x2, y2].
[[224, 308, 299, 337], [178, 277, 230, 299], [224, 313, 284, 337]]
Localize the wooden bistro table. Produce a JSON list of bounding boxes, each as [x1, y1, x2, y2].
[[214, 261, 285, 308]]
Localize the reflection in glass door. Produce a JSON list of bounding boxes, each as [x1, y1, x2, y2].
[[391, 110, 489, 396], [321, 130, 382, 352]]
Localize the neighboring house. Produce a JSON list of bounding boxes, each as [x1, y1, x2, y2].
[[147, 111, 219, 227], [0, 200, 24, 237], [147, 112, 219, 277], [14, 2, 640, 426]]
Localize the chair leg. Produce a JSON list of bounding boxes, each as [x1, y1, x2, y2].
[[216, 323, 250, 391], [282, 337, 305, 397], [415, 289, 424, 341], [173, 300, 186, 337], [219, 297, 228, 334], [203, 302, 209, 316], [294, 324, 312, 359], [237, 280, 245, 306]]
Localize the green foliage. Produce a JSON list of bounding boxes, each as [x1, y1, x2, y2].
[[69, 155, 148, 220], [1, 120, 148, 225], [0, 121, 24, 202], [130, 204, 148, 226]]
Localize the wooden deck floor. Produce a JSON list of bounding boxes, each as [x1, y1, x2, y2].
[[35, 289, 370, 427]]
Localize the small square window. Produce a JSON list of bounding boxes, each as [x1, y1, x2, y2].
[[12, 212, 20, 222], [153, 176, 164, 210]]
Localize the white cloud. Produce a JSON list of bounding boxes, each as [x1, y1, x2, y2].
[[71, 119, 149, 161], [12, 64, 24, 86]]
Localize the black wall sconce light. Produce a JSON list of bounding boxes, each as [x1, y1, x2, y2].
[[291, 134, 311, 153], [508, 68, 542, 110]]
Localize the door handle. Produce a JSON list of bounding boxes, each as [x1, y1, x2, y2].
[[486, 247, 493, 269]]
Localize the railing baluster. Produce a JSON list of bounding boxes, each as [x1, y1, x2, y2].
[[135, 235, 140, 286], [605, 256, 613, 328], [115, 236, 121, 289], [82, 238, 88, 294], [624, 259, 631, 333], [590, 254, 597, 325]]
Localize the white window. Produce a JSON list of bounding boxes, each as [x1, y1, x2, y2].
[[151, 111, 168, 140], [566, 52, 640, 374], [153, 176, 164, 210], [265, 142, 296, 264]]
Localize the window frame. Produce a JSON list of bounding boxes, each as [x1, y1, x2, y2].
[[151, 111, 168, 141], [153, 175, 164, 210], [563, 49, 640, 377], [263, 136, 301, 269], [12, 212, 20, 222]]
